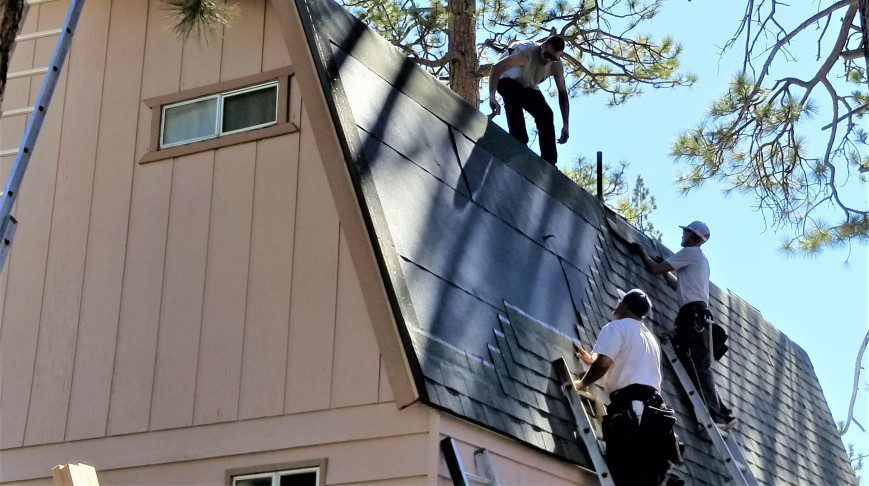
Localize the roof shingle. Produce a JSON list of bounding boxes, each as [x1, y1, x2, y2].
[[294, 1, 859, 483]]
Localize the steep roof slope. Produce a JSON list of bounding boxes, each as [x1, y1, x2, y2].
[[288, 0, 859, 483]]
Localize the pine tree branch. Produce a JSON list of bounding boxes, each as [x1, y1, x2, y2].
[[839, 330, 869, 436]]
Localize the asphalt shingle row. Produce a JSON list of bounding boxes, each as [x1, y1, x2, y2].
[[308, 1, 859, 481]]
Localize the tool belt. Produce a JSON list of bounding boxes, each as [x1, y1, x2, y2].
[[603, 384, 683, 465], [675, 301, 729, 361]]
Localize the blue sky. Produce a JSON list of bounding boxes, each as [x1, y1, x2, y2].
[[487, 0, 868, 459]]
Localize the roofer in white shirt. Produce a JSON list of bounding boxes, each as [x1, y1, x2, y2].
[[574, 289, 680, 486], [630, 221, 737, 431]]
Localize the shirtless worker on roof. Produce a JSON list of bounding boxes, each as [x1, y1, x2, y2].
[[488, 35, 570, 166]]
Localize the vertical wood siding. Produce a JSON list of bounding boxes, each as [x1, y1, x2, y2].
[[0, 0, 386, 450], [0, 0, 70, 449], [23, 0, 112, 446], [64, 0, 150, 442]]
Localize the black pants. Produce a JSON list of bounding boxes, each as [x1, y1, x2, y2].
[[604, 385, 676, 486], [496, 77, 557, 165], [674, 302, 731, 421]]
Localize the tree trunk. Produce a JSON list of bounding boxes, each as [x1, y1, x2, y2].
[[861, 0, 869, 86], [447, 0, 479, 107], [0, 0, 25, 108]]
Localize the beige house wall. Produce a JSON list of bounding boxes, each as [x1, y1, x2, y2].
[[434, 414, 596, 485], [2, 403, 432, 484], [1, 0, 395, 468], [1, 0, 595, 483]]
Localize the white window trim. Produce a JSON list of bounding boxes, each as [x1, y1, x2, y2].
[[159, 81, 280, 149], [231, 466, 320, 486]]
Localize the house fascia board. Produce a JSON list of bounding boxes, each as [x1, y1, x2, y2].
[[266, 0, 423, 408]]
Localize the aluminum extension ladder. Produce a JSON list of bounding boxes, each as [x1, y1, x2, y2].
[[659, 339, 758, 485], [0, 0, 86, 273], [441, 436, 500, 486], [553, 356, 616, 486]]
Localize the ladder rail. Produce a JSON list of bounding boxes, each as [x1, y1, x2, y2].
[[552, 356, 616, 486], [440, 437, 499, 486], [472, 448, 498, 486], [660, 339, 759, 485], [0, 0, 86, 274]]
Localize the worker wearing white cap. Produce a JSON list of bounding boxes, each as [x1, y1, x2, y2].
[[574, 288, 680, 486], [630, 221, 737, 430]]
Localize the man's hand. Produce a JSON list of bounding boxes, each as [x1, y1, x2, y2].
[[665, 272, 678, 290], [573, 379, 588, 392], [558, 126, 569, 144], [489, 98, 501, 117], [574, 342, 595, 365]]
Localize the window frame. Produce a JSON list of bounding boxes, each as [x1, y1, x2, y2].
[[141, 66, 296, 164], [218, 81, 280, 137], [231, 466, 320, 486], [225, 459, 326, 486], [158, 94, 221, 149]]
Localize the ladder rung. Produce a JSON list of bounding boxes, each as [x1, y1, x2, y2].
[[552, 356, 616, 486], [660, 340, 757, 485], [0, 0, 85, 274], [15, 28, 62, 42], [0, 149, 19, 157], [0, 107, 34, 118], [0, 216, 18, 274], [466, 473, 493, 485], [8, 67, 49, 80], [26, 0, 60, 4]]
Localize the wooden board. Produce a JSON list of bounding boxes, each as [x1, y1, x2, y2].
[[331, 229, 381, 408], [107, 0, 181, 435], [238, 133, 299, 420], [262, 0, 292, 71], [25, 0, 112, 445], [284, 105, 340, 414], [193, 142, 256, 425], [148, 151, 213, 430], [0, 0, 69, 449], [64, 0, 149, 442]]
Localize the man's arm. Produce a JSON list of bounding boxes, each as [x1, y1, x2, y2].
[[488, 52, 529, 115], [574, 354, 613, 391], [553, 63, 569, 144], [631, 243, 674, 275]]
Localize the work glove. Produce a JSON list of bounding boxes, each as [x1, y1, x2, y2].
[[627, 241, 643, 255]]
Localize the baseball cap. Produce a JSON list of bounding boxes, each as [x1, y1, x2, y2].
[[679, 221, 710, 241], [616, 288, 652, 318]]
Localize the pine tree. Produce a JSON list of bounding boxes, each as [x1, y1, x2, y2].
[[673, 1, 868, 253], [0, 0, 24, 107], [341, 0, 695, 107], [562, 156, 661, 240]]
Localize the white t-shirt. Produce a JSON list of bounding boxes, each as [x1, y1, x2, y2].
[[592, 318, 662, 397], [666, 246, 710, 307], [498, 40, 560, 90]]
